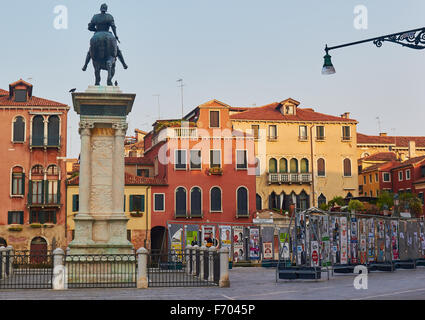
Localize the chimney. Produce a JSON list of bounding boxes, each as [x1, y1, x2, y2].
[[340, 112, 350, 119], [408, 140, 416, 159], [380, 133, 387, 137]]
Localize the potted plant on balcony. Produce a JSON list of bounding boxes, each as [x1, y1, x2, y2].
[[8, 224, 23, 232], [130, 210, 143, 218], [30, 223, 43, 228], [207, 167, 223, 176]]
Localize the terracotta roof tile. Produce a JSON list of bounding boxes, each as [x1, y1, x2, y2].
[[0, 89, 67, 107], [390, 155, 425, 170], [125, 157, 153, 165], [230, 102, 357, 122], [360, 152, 398, 162], [362, 161, 400, 173], [357, 133, 425, 147]]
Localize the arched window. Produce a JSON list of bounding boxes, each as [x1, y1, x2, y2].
[[13, 116, 25, 142], [32, 115, 44, 146], [256, 194, 262, 211], [268, 158, 277, 173], [279, 158, 288, 173], [46, 165, 58, 176], [298, 191, 309, 210], [31, 165, 44, 176], [46, 165, 60, 205], [237, 187, 248, 216], [300, 158, 309, 173], [190, 187, 202, 217], [47, 115, 60, 146], [11, 166, 25, 196], [290, 158, 298, 173], [343, 158, 352, 177], [318, 194, 327, 206], [210, 187, 222, 212], [269, 192, 278, 210], [317, 158, 325, 177], [175, 187, 187, 216]]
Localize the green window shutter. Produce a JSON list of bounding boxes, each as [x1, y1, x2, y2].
[[28, 180, 32, 205], [57, 180, 61, 204], [22, 173, 25, 195], [53, 211, 57, 224], [41, 180, 46, 204], [29, 211, 33, 224], [19, 211, 24, 225], [141, 195, 145, 212], [7, 212, 12, 225], [123, 195, 126, 212], [72, 195, 78, 212], [129, 195, 134, 211]]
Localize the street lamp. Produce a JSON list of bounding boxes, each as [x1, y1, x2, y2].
[[322, 26, 425, 75]]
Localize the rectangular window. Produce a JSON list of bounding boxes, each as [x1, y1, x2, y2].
[[209, 111, 220, 128], [421, 166, 425, 177], [369, 175, 372, 183], [251, 125, 259, 140], [268, 125, 277, 140], [32, 181, 43, 204], [8, 211, 23, 224], [190, 150, 202, 170], [15, 90, 27, 102], [30, 210, 56, 224], [419, 193, 424, 205], [47, 180, 58, 204], [382, 172, 391, 182], [137, 169, 149, 177], [299, 126, 308, 140], [342, 126, 351, 140], [154, 194, 165, 212], [316, 126, 325, 140], [236, 150, 248, 170], [398, 171, 403, 181], [154, 157, 159, 176], [12, 173, 24, 195], [130, 195, 145, 212], [363, 176, 367, 184], [406, 169, 411, 180], [210, 150, 221, 168], [72, 194, 79, 212], [375, 173, 379, 182], [175, 150, 187, 170]]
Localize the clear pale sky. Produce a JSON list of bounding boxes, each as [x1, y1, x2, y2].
[[2, 0, 425, 158]]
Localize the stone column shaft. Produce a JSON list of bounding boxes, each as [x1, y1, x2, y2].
[[112, 126, 126, 214], [79, 127, 91, 215]]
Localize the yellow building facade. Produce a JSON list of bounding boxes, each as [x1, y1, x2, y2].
[[66, 173, 159, 250], [230, 98, 359, 211]]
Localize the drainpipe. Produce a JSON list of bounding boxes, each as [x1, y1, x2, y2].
[[310, 125, 316, 207]]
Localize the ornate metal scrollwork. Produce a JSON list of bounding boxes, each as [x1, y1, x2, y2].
[[373, 29, 425, 50]]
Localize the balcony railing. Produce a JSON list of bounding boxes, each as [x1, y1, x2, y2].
[[268, 173, 312, 184], [173, 128, 198, 139], [30, 135, 61, 149]]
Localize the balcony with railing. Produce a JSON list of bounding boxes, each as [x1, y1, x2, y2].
[[172, 127, 198, 139], [30, 135, 61, 149], [267, 172, 312, 185]]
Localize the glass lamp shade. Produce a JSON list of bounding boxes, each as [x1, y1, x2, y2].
[[322, 53, 335, 75]]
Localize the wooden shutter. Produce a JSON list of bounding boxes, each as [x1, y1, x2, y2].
[[344, 159, 351, 176], [19, 211, 24, 225], [8, 212, 12, 225], [129, 195, 134, 211], [53, 211, 57, 224], [72, 195, 79, 212], [57, 180, 61, 204], [210, 111, 219, 128], [141, 195, 145, 212], [123, 195, 126, 212], [22, 173, 25, 195], [28, 180, 33, 205]]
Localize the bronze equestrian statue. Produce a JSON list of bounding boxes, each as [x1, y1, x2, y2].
[[82, 4, 128, 86]]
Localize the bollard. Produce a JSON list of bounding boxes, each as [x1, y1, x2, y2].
[[53, 248, 66, 290], [219, 247, 230, 288], [0, 246, 5, 280], [199, 246, 207, 280], [6, 246, 14, 277], [208, 246, 216, 282], [192, 245, 199, 276], [185, 245, 192, 275], [136, 247, 148, 289]]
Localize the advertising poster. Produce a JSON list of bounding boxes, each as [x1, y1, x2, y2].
[[263, 242, 273, 260], [331, 217, 340, 264], [249, 227, 260, 260], [320, 216, 331, 266], [385, 220, 392, 262], [220, 226, 232, 259], [201, 225, 216, 248], [279, 228, 290, 260], [311, 241, 319, 267], [185, 224, 199, 246], [296, 213, 306, 265], [367, 218, 375, 262], [391, 220, 399, 260], [420, 222, 425, 257], [233, 226, 244, 262], [340, 217, 348, 265], [359, 219, 367, 264], [350, 217, 358, 264], [168, 224, 184, 259], [377, 220, 385, 262]]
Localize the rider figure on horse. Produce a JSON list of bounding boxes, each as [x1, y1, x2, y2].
[[82, 4, 128, 85]]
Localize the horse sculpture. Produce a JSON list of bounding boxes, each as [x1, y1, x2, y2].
[[82, 4, 128, 86]]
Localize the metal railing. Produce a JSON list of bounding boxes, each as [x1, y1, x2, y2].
[[65, 253, 137, 288], [268, 173, 312, 184]]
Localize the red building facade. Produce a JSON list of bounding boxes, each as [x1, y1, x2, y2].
[[0, 80, 69, 250], [143, 100, 257, 250]]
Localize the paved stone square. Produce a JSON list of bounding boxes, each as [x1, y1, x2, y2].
[[1, 266, 425, 300]]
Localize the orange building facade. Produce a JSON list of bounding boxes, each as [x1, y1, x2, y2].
[[0, 80, 69, 251]]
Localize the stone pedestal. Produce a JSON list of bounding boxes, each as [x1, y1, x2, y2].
[[68, 86, 136, 255]]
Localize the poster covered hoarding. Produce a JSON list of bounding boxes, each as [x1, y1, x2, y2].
[[249, 227, 260, 260], [359, 219, 367, 264], [220, 225, 232, 259], [350, 217, 358, 264], [340, 217, 348, 265], [233, 226, 244, 262], [391, 220, 399, 260], [201, 225, 216, 248], [279, 228, 290, 260]]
